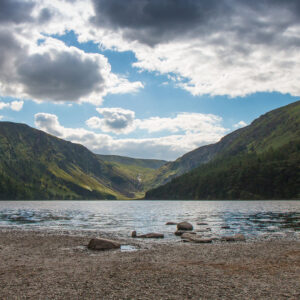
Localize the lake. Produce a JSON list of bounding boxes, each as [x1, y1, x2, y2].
[[0, 200, 299, 241]]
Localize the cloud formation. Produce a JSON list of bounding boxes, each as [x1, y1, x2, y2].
[[0, 100, 23, 111], [87, 0, 300, 97], [36, 112, 227, 160], [86, 107, 136, 134], [233, 120, 247, 129], [0, 1, 143, 105]]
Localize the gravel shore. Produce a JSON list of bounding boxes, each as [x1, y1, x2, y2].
[[0, 230, 299, 299]]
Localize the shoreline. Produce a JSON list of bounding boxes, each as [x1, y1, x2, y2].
[[0, 229, 299, 299]]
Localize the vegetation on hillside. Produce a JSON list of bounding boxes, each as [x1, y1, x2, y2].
[[0, 122, 165, 200], [146, 101, 300, 199]]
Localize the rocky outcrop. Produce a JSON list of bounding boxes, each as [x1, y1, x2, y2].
[[131, 231, 164, 239], [177, 222, 193, 231], [87, 238, 121, 251]]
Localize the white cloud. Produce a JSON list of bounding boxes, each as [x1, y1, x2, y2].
[[84, 0, 300, 98], [86, 107, 136, 134], [0, 115, 3, 120], [233, 120, 247, 129], [0, 3, 143, 105], [86, 108, 227, 139], [136, 113, 225, 135], [35, 112, 227, 160], [0, 100, 23, 111]]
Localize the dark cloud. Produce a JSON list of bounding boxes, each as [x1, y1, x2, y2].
[[0, 0, 35, 24], [38, 8, 53, 24], [91, 0, 300, 48], [17, 51, 104, 101]]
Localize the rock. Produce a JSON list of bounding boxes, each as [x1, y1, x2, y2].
[[166, 222, 177, 225], [132, 231, 164, 239], [195, 228, 211, 232], [181, 232, 197, 240], [197, 222, 208, 225], [221, 226, 231, 229], [181, 233, 213, 243], [175, 230, 196, 236], [87, 238, 121, 251], [193, 238, 213, 243], [221, 234, 246, 242], [177, 222, 193, 231]]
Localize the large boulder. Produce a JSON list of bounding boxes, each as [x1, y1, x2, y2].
[[87, 238, 121, 251], [177, 222, 193, 231], [131, 231, 164, 239]]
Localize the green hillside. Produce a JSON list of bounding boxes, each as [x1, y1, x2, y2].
[[146, 101, 300, 200], [0, 122, 163, 200]]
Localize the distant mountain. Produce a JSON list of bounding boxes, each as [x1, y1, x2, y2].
[[0, 122, 165, 200], [146, 101, 300, 200]]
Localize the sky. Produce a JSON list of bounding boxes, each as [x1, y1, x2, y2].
[[0, 0, 299, 160]]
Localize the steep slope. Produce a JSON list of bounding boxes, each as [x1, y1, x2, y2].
[[146, 101, 300, 199], [0, 122, 151, 200], [151, 100, 300, 187], [97, 154, 167, 198]]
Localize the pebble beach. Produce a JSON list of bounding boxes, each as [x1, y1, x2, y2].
[[0, 229, 299, 299]]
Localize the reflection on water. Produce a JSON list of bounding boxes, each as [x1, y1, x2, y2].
[[0, 201, 299, 240]]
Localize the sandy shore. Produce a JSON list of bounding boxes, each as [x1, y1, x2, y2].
[[0, 230, 299, 299]]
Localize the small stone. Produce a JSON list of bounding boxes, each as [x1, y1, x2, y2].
[[87, 238, 121, 251], [166, 222, 177, 225], [177, 222, 193, 231], [221, 226, 230, 229], [175, 230, 196, 236], [197, 222, 208, 225]]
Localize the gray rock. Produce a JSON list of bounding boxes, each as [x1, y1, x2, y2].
[[87, 238, 121, 251], [177, 222, 193, 231], [166, 222, 177, 225], [132, 231, 164, 239], [181, 233, 213, 243], [181, 232, 197, 240], [175, 230, 196, 236], [221, 234, 246, 242]]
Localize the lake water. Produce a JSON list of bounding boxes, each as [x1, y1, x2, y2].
[[0, 201, 299, 241]]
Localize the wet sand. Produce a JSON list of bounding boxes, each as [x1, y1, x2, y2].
[[0, 230, 299, 299]]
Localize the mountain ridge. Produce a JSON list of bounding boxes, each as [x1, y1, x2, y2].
[[146, 100, 300, 199]]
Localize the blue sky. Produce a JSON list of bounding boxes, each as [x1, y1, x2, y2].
[[0, 0, 299, 160]]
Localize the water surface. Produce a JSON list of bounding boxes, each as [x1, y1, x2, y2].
[[0, 201, 299, 240]]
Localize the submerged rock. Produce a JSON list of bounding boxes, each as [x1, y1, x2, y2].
[[166, 222, 177, 225], [221, 234, 246, 242], [87, 238, 121, 251], [132, 231, 164, 239], [177, 222, 193, 231], [221, 226, 231, 229], [197, 222, 208, 225]]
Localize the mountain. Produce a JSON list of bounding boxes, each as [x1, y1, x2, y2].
[[146, 101, 300, 199], [150, 100, 300, 188], [0, 122, 165, 200]]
